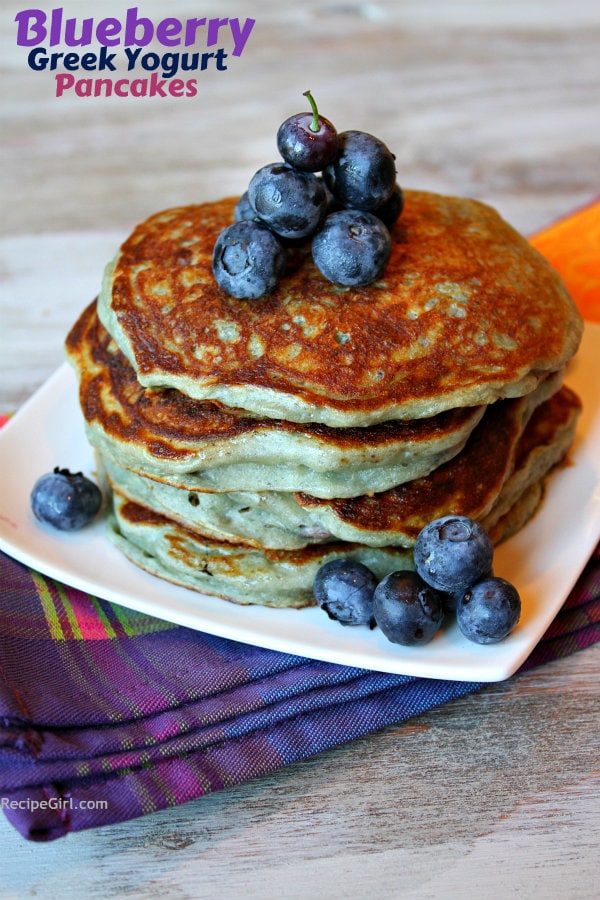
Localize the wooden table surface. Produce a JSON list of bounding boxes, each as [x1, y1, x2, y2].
[[1, 1, 599, 896]]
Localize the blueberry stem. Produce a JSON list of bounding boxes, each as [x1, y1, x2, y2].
[[302, 90, 320, 132]]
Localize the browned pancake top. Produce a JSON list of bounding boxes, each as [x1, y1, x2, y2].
[[102, 190, 582, 419], [66, 299, 484, 462]]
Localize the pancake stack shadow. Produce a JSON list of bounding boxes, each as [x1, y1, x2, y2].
[[65, 192, 584, 608]]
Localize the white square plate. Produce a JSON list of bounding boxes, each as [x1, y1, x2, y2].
[[1, 323, 599, 682]]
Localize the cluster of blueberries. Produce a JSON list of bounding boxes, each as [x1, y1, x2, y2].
[[211, 91, 403, 299], [30, 473, 521, 646], [313, 515, 522, 646]]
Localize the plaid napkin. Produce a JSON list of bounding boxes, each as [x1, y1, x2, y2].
[[0, 545, 599, 843], [2, 199, 600, 842]]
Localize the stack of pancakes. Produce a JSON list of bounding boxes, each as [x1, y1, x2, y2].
[[66, 191, 583, 608]]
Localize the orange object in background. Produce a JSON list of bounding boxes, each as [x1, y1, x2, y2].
[[530, 198, 600, 323]]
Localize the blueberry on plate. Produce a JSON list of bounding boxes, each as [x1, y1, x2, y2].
[[31, 467, 102, 530], [312, 209, 391, 286], [247, 162, 328, 240], [373, 570, 445, 646], [313, 558, 378, 626], [323, 130, 396, 211], [212, 220, 286, 299], [457, 576, 521, 644], [414, 515, 494, 595]]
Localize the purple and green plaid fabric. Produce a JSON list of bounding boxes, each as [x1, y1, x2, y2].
[[1, 542, 599, 842]]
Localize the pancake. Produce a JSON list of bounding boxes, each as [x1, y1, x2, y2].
[[293, 384, 580, 546], [106, 441, 566, 608], [66, 300, 485, 498], [107, 492, 413, 608], [100, 384, 581, 551], [66, 187, 584, 611], [97, 191, 583, 426]]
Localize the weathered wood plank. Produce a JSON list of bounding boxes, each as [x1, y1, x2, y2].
[[1, 2, 599, 895]]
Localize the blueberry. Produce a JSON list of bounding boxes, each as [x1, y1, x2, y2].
[[414, 516, 494, 594], [457, 577, 521, 644], [312, 209, 391, 286], [373, 183, 404, 229], [212, 220, 286, 299], [373, 570, 444, 646], [31, 467, 102, 531], [233, 191, 257, 222], [323, 130, 396, 211], [319, 176, 343, 215], [277, 91, 339, 172], [247, 162, 328, 240], [313, 558, 377, 626]]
